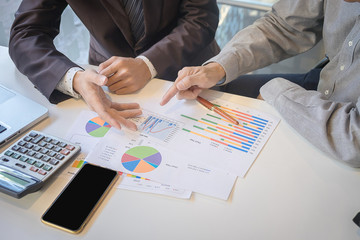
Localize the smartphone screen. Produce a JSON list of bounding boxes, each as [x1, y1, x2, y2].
[[41, 163, 118, 233]]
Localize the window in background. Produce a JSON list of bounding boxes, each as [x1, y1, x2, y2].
[[1, 0, 323, 75], [216, 1, 324, 74], [0, 0, 89, 64]]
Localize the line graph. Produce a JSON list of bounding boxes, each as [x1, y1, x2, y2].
[[138, 113, 182, 143]]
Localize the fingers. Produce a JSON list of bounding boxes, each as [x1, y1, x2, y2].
[[160, 67, 196, 106], [99, 57, 151, 94], [73, 69, 108, 97], [177, 87, 203, 100], [107, 73, 127, 91], [160, 64, 226, 106], [113, 86, 135, 95], [160, 84, 179, 106], [98, 57, 116, 76], [96, 110, 122, 130], [111, 102, 141, 111], [93, 73, 108, 86], [97, 100, 142, 130], [119, 118, 138, 131], [106, 75, 139, 94], [99, 58, 124, 87], [96, 106, 142, 131], [160, 71, 203, 105], [114, 108, 142, 120], [78, 78, 141, 131], [108, 108, 141, 131], [106, 98, 142, 130], [106, 79, 143, 94], [74, 66, 142, 131], [117, 102, 141, 109]]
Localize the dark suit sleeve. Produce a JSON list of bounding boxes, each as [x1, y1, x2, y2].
[[141, 0, 219, 80], [9, 0, 79, 103]]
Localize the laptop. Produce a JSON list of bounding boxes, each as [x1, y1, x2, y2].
[[0, 84, 48, 146]]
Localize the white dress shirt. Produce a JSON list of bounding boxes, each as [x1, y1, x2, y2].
[[56, 56, 157, 98]]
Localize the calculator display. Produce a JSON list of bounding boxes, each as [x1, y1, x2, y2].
[[0, 171, 29, 188], [0, 164, 39, 197]]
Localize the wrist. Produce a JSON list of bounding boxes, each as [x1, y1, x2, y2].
[[204, 62, 226, 86], [134, 58, 152, 81], [56, 67, 83, 99], [73, 70, 85, 95], [136, 56, 156, 80]]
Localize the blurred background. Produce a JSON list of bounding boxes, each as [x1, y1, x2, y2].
[[0, 0, 324, 74]]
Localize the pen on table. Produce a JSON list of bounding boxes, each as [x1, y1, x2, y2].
[[196, 96, 239, 125]]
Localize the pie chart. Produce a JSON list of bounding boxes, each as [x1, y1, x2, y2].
[[121, 146, 162, 173], [85, 116, 111, 137]]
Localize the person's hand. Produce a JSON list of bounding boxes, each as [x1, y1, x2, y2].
[[160, 62, 226, 106], [98, 56, 151, 94], [73, 69, 142, 130]]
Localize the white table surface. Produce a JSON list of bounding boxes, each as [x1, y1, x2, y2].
[[0, 46, 359, 240]]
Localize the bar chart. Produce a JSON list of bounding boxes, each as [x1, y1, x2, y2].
[[168, 99, 279, 177], [181, 105, 270, 154], [128, 99, 279, 177]]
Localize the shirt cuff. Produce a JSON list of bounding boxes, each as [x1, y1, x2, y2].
[[56, 67, 83, 99], [136, 55, 157, 79], [260, 77, 299, 106]]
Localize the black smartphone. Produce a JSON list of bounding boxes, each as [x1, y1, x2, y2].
[[41, 163, 119, 234], [354, 212, 360, 228]]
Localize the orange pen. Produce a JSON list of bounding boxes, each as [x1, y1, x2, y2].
[[196, 96, 239, 125]]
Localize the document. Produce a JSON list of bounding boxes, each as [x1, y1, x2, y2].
[[117, 172, 192, 199], [130, 94, 280, 177], [65, 110, 192, 199], [85, 128, 237, 200], [68, 86, 279, 200]]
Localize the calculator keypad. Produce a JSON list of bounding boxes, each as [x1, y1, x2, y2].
[[0, 131, 80, 181]]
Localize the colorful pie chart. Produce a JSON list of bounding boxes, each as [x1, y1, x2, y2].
[[121, 146, 162, 173], [85, 117, 111, 137]]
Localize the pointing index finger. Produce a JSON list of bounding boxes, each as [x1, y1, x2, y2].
[[160, 83, 179, 106]]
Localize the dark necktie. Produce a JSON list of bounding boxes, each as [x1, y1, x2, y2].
[[122, 0, 145, 42]]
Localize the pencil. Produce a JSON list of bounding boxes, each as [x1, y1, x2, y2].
[[196, 96, 239, 125]]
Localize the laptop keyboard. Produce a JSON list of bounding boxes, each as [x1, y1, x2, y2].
[[0, 124, 7, 134]]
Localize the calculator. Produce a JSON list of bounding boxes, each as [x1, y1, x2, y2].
[[0, 131, 80, 198]]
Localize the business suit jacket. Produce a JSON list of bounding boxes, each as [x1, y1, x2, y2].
[[9, 0, 220, 103]]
